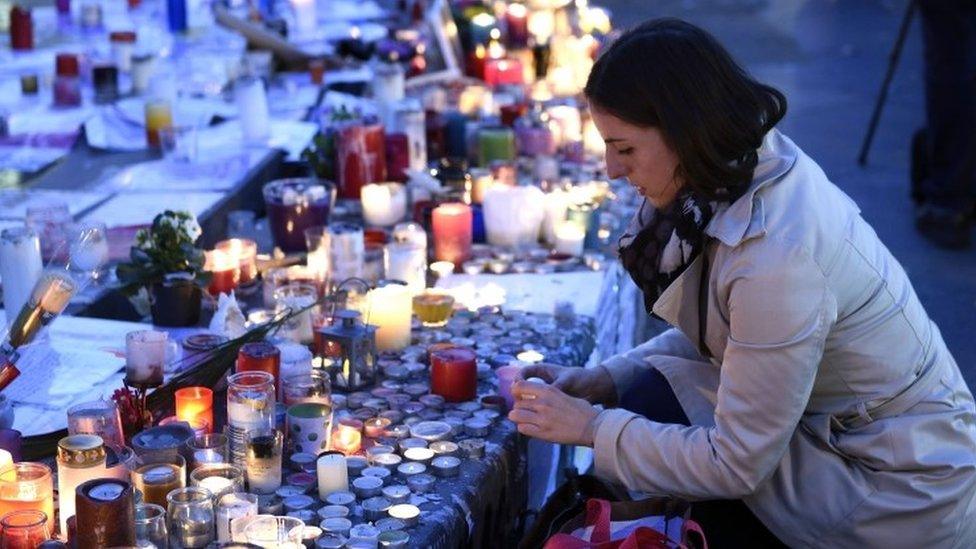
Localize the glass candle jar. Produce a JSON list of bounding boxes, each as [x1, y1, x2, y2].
[[53, 53, 81, 107], [0, 510, 50, 548], [56, 434, 106, 535], [0, 228, 42, 328], [431, 203, 473, 267], [383, 242, 427, 294], [274, 284, 318, 346], [180, 334, 228, 372], [166, 487, 215, 548], [135, 503, 168, 548], [262, 179, 335, 253], [226, 372, 275, 467], [144, 98, 173, 148], [66, 399, 125, 448], [186, 433, 228, 471], [0, 463, 54, 534], [68, 220, 109, 278], [125, 330, 173, 386], [215, 239, 258, 284], [236, 342, 281, 398], [189, 463, 244, 502], [412, 291, 455, 327], [130, 454, 186, 509], [282, 371, 332, 406], [243, 515, 304, 547], [175, 387, 214, 434], [215, 492, 258, 543], [244, 430, 283, 495]]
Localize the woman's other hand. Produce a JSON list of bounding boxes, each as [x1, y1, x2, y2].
[[517, 364, 618, 406], [508, 380, 600, 446]]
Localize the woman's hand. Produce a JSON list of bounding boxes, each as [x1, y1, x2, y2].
[[517, 364, 618, 406], [507, 380, 601, 446]]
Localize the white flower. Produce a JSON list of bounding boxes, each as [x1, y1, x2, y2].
[[179, 214, 202, 242]]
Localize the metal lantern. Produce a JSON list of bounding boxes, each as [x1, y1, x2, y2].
[[318, 309, 378, 391]]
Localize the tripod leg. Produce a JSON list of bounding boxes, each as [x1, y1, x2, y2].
[[858, 0, 917, 166]]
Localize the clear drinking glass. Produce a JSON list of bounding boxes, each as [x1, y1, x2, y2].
[[67, 221, 109, 280], [135, 503, 168, 548], [243, 515, 304, 548], [0, 510, 51, 548], [166, 487, 215, 548], [25, 202, 71, 263], [66, 399, 126, 449]]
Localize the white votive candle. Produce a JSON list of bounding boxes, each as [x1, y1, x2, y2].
[[553, 222, 585, 257], [317, 453, 348, 501], [361, 182, 408, 228], [365, 284, 412, 351]]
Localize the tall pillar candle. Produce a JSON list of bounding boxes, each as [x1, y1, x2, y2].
[[316, 452, 348, 501], [337, 122, 387, 200], [393, 102, 427, 172], [431, 203, 472, 267], [477, 127, 516, 167], [0, 228, 42, 327], [56, 435, 107, 535], [74, 479, 136, 548], [328, 223, 365, 283], [365, 284, 412, 352], [235, 76, 271, 144], [9, 6, 33, 51]]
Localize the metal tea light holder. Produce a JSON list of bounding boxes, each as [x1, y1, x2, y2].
[[318, 310, 378, 391]]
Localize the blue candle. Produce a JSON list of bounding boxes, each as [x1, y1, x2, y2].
[[166, 0, 187, 32], [444, 111, 469, 159], [471, 204, 486, 244]]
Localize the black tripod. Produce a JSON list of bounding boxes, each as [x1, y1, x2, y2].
[[857, 0, 916, 166]]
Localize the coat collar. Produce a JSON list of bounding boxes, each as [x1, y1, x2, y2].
[[704, 129, 798, 247]]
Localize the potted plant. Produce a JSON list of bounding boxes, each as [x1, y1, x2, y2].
[[116, 211, 210, 327]]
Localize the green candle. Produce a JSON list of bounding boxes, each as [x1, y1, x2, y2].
[[478, 127, 516, 167]]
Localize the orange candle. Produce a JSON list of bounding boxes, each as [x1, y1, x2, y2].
[[144, 99, 173, 148], [205, 249, 240, 296], [215, 239, 258, 284], [0, 463, 54, 535], [175, 387, 214, 434], [331, 418, 362, 455]]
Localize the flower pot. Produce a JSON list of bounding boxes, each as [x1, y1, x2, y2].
[[150, 279, 202, 327]]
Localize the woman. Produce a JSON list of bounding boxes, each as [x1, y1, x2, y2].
[[510, 19, 976, 547]]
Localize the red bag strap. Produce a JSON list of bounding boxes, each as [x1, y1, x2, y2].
[[585, 499, 614, 543], [619, 526, 672, 549], [680, 519, 708, 549]]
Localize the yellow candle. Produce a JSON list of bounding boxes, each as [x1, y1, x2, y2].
[[365, 285, 412, 352], [144, 99, 173, 148]]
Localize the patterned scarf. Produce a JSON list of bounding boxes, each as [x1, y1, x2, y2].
[[619, 186, 742, 315]]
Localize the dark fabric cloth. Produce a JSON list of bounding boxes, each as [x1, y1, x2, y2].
[[916, 0, 976, 213], [618, 368, 787, 549]]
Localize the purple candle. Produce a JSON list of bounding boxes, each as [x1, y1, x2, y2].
[[262, 179, 336, 253]]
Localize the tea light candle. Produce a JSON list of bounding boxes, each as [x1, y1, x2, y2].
[[381, 484, 411, 505], [464, 418, 491, 438], [321, 517, 353, 537], [332, 418, 363, 455], [206, 249, 240, 296], [362, 466, 392, 483], [362, 496, 392, 522], [361, 183, 408, 228], [318, 504, 350, 520], [350, 523, 381, 546], [402, 447, 434, 464], [379, 530, 411, 548], [432, 203, 473, 267], [375, 517, 406, 533], [317, 453, 348, 501], [428, 441, 459, 457], [387, 504, 420, 527], [366, 285, 412, 352], [458, 438, 486, 459], [430, 456, 461, 478], [373, 453, 402, 471], [353, 476, 384, 499], [175, 387, 214, 434], [553, 222, 585, 256], [406, 473, 435, 494], [396, 462, 426, 479], [364, 417, 392, 439], [215, 239, 258, 284], [324, 491, 356, 510], [346, 456, 368, 477]]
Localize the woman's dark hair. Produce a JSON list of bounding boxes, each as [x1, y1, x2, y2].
[[584, 19, 787, 199]]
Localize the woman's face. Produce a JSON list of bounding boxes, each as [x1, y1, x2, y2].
[[590, 107, 683, 208]]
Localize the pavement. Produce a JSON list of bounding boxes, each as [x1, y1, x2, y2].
[[599, 0, 976, 387]]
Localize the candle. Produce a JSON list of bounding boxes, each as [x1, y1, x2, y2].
[[386, 133, 411, 183], [237, 341, 282, 398], [361, 182, 408, 228], [110, 31, 137, 73], [383, 243, 427, 293], [242, 515, 304, 547], [482, 186, 546, 248], [244, 429, 283, 494], [9, 6, 32, 50], [93, 64, 119, 104], [290, 0, 317, 36], [332, 418, 362, 455], [566, 202, 599, 249], [373, 62, 406, 107], [430, 347, 477, 403], [56, 435, 107, 535], [215, 239, 258, 284], [484, 58, 524, 88], [187, 433, 229, 470], [144, 99, 173, 148], [431, 203, 472, 267], [337, 122, 387, 200], [282, 371, 332, 406], [75, 479, 136, 548], [130, 455, 186, 508], [166, 487, 215, 548], [316, 453, 348, 501], [125, 330, 170, 386], [0, 510, 49, 548], [478, 127, 516, 167], [412, 291, 455, 327], [553, 222, 585, 256], [542, 189, 570, 244], [176, 387, 214, 434], [0, 463, 54, 535], [53, 53, 82, 107], [273, 283, 318, 345], [134, 503, 168, 548], [393, 103, 427, 172], [190, 463, 245, 502], [216, 492, 258, 543], [263, 179, 335, 253], [363, 417, 392, 439], [328, 223, 366, 283], [234, 76, 271, 144], [387, 504, 420, 527], [505, 3, 529, 48], [285, 402, 333, 455], [226, 372, 275, 467], [365, 285, 412, 352], [0, 450, 11, 473], [0, 228, 42, 327]]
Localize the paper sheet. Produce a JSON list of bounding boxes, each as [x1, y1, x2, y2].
[[81, 190, 225, 228], [91, 153, 264, 194], [0, 189, 112, 220]]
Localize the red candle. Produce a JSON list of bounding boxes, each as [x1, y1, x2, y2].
[[385, 133, 410, 183], [505, 3, 529, 48], [174, 387, 214, 434], [215, 239, 257, 284], [500, 103, 528, 127], [430, 347, 477, 403], [431, 203, 472, 267], [237, 342, 281, 398], [484, 58, 524, 88], [9, 6, 33, 51], [466, 46, 487, 80], [337, 122, 387, 200], [205, 250, 240, 296]]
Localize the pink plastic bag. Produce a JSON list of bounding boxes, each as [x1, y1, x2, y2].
[[543, 499, 707, 549]]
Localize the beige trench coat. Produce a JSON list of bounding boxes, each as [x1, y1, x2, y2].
[[592, 129, 976, 547]]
